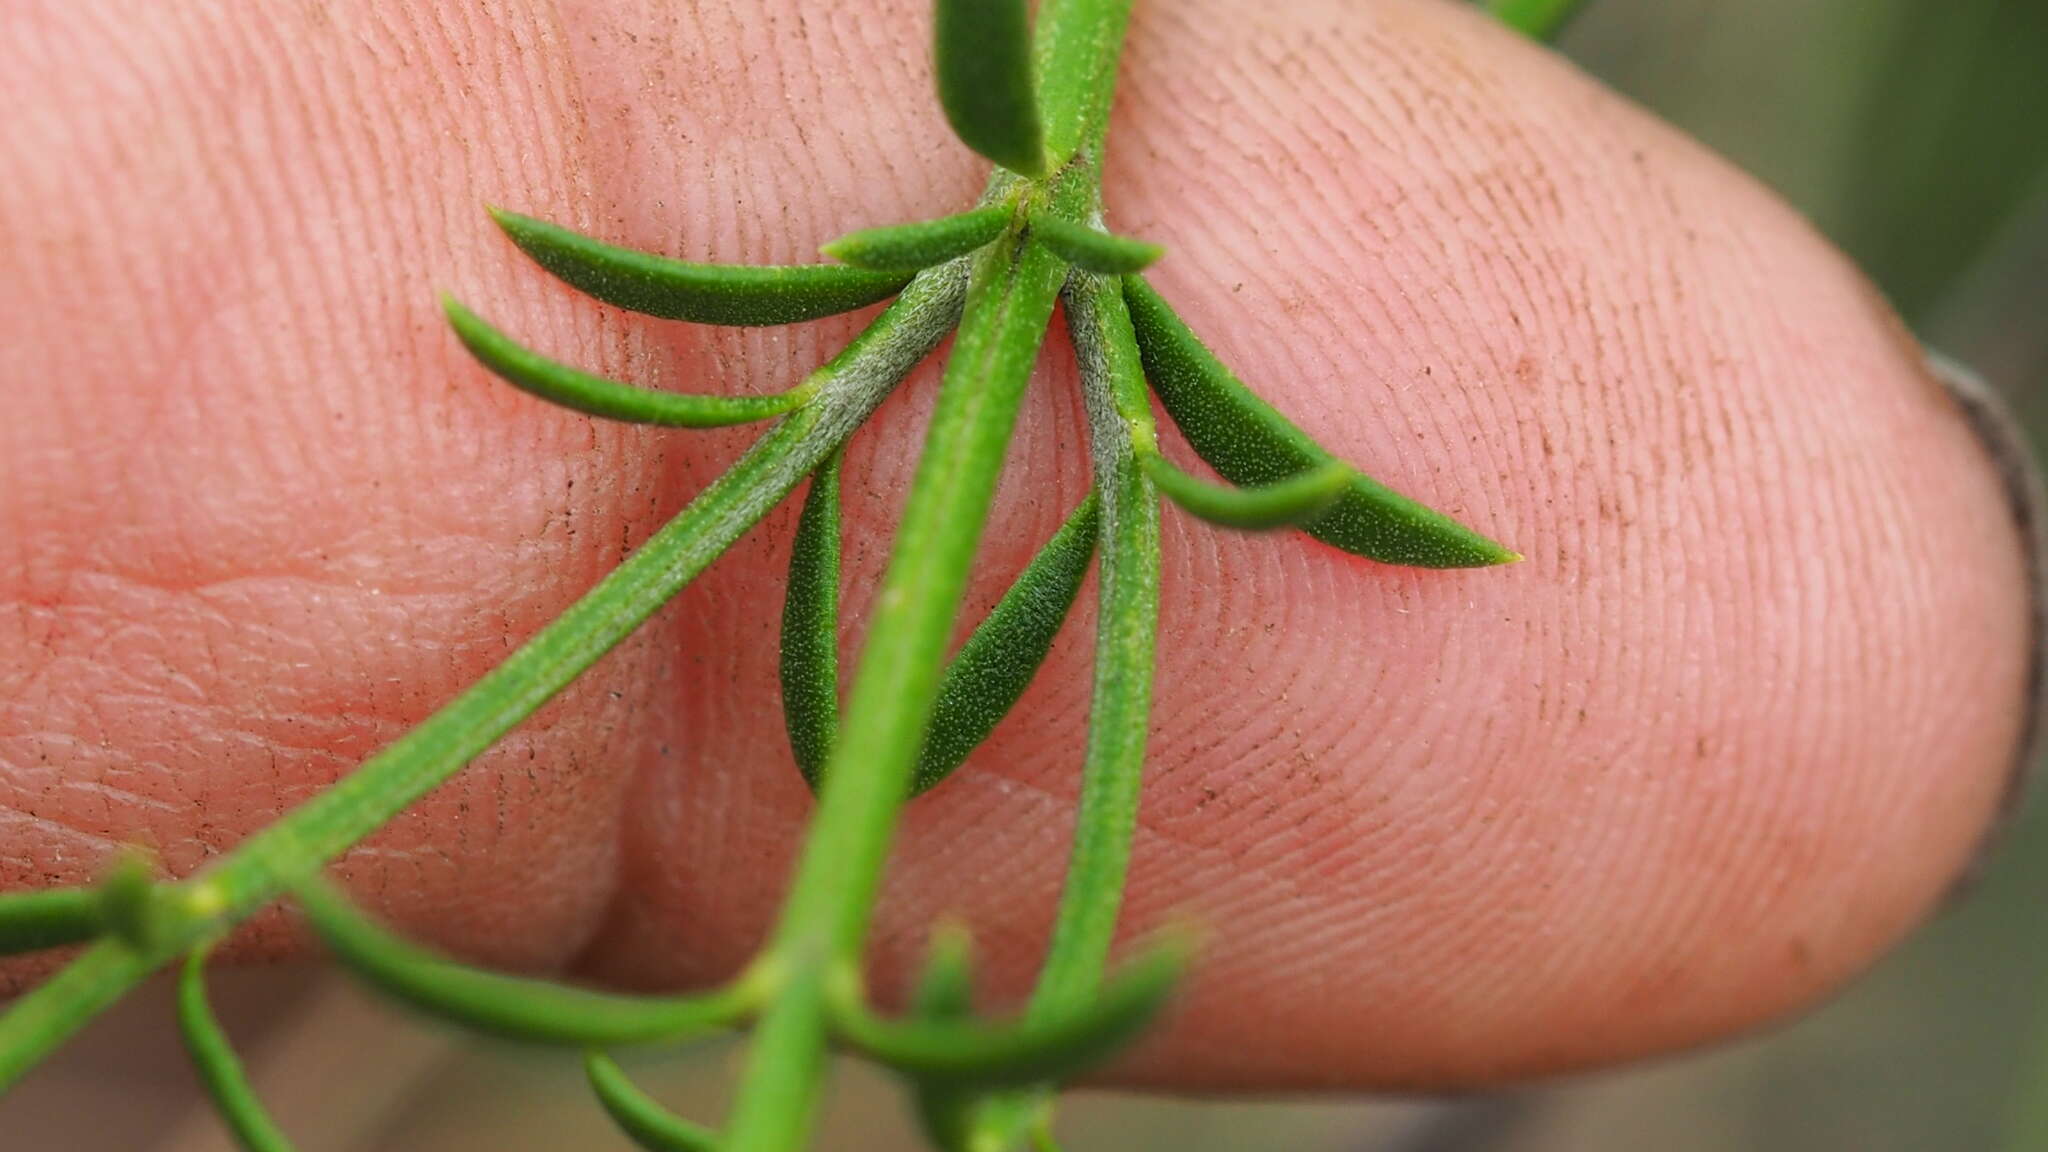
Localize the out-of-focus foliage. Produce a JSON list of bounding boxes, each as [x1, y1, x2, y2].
[[1563, 0, 2048, 323]]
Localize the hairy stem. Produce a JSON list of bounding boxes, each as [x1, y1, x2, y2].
[[969, 266, 1161, 1151], [727, 6, 1136, 1146], [1031, 270, 1160, 1018]]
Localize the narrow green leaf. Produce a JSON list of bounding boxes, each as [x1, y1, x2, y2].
[[935, 0, 1047, 175], [295, 879, 752, 1047], [1484, 0, 1589, 41], [1122, 276, 1519, 568], [0, 888, 101, 956], [781, 453, 843, 791], [913, 492, 1100, 794], [177, 949, 297, 1152], [822, 207, 1013, 271], [445, 298, 811, 427], [1027, 214, 1161, 274], [838, 940, 1185, 1089], [490, 208, 912, 326], [586, 1052, 721, 1152], [910, 926, 980, 1152], [1142, 454, 1350, 530]]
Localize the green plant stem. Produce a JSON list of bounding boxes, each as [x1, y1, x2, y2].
[[1030, 271, 1159, 1017], [967, 267, 1160, 1152], [727, 217, 1071, 1152], [0, 263, 970, 1092], [1032, 0, 1136, 169], [727, 7, 1134, 1143]]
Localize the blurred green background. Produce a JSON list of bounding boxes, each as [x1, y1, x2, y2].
[[14, 1, 2048, 1149]]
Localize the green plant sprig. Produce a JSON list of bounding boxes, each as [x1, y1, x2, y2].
[[0, 1, 1533, 1149]]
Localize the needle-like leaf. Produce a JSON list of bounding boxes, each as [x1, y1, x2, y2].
[[177, 948, 297, 1152], [823, 207, 1014, 271], [295, 879, 754, 1047], [935, 0, 1047, 176], [914, 492, 1100, 794], [1142, 453, 1350, 530], [490, 208, 913, 326], [0, 889, 100, 956], [1123, 276, 1519, 567], [1027, 214, 1161, 274], [786, 487, 1101, 797], [586, 1052, 721, 1152], [446, 298, 813, 427], [781, 453, 844, 790], [835, 940, 1185, 1090]]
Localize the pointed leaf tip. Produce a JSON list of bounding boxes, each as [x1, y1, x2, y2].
[[445, 297, 810, 428], [1144, 455, 1350, 530], [822, 206, 1012, 271], [1028, 214, 1162, 274], [586, 1053, 721, 1152], [935, 0, 1047, 175]]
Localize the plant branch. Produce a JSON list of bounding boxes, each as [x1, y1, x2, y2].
[[0, 262, 970, 1091]]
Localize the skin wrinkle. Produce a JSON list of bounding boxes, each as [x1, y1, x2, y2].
[[0, 0, 2031, 1091]]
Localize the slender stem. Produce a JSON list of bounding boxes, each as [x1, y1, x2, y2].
[[727, 220, 1070, 1152], [966, 268, 1160, 1152], [727, 9, 1136, 1143], [1029, 270, 1159, 1016], [0, 264, 969, 1092], [0, 942, 153, 1090]]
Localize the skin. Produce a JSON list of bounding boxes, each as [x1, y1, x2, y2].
[[0, 0, 2030, 1092]]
